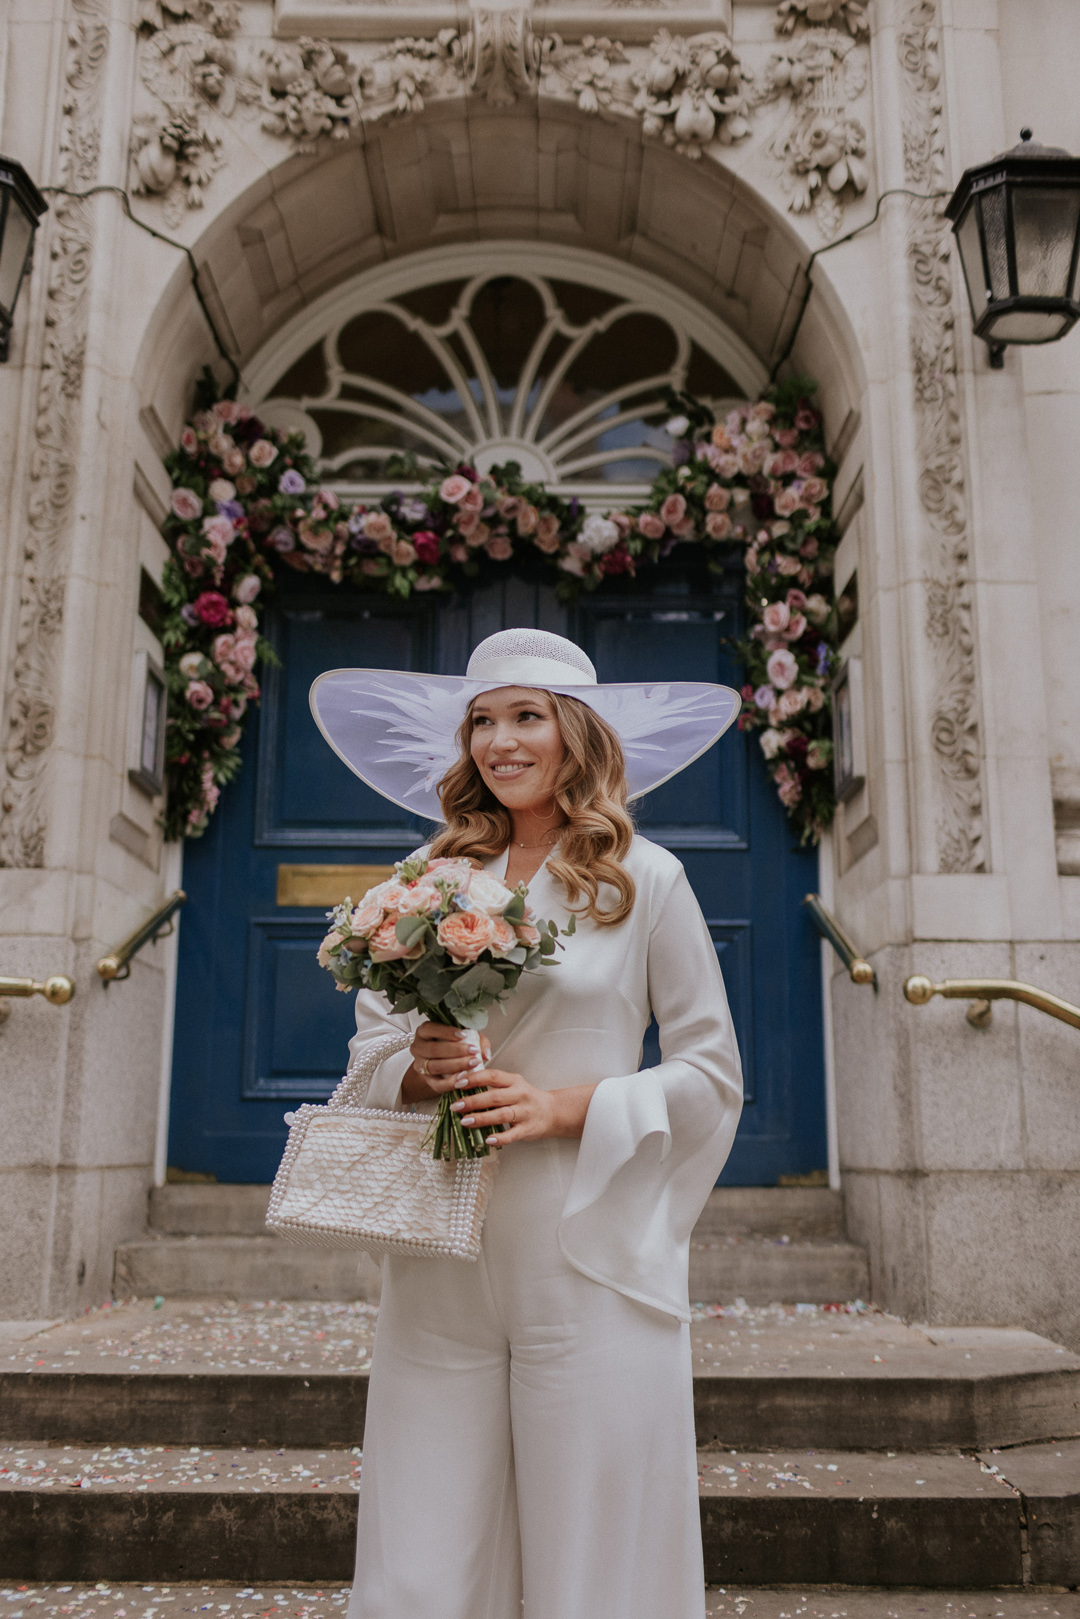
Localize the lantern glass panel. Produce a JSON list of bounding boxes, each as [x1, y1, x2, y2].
[[1011, 185, 1080, 299], [979, 187, 1011, 300], [0, 197, 32, 314], [956, 204, 989, 315], [985, 307, 1072, 343]]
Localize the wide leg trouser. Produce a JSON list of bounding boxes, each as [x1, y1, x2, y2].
[[347, 1138, 705, 1619]]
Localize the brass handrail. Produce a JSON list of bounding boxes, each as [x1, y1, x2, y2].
[[97, 889, 187, 983], [803, 893, 877, 988], [0, 974, 75, 1028], [904, 974, 1080, 1031]]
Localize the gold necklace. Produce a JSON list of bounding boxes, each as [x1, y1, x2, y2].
[[513, 825, 564, 849]]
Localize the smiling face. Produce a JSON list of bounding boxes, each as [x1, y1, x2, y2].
[[469, 687, 567, 817]]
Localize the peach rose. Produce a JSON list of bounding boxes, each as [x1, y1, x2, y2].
[[465, 523, 490, 550], [705, 512, 732, 540], [317, 931, 341, 968], [426, 857, 475, 891], [486, 534, 513, 561], [460, 485, 485, 513], [766, 648, 799, 690], [457, 510, 480, 537], [704, 484, 731, 512], [349, 892, 388, 937], [638, 512, 665, 540], [369, 916, 424, 962], [514, 923, 541, 946], [488, 917, 518, 958], [364, 511, 394, 544], [395, 881, 441, 916], [437, 910, 497, 964], [533, 527, 561, 555], [515, 503, 538, 536], [762, 601, 790, 635], [392, 539, 417, 566]]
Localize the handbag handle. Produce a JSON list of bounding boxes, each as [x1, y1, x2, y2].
[[328, 1028, 413, 1111]]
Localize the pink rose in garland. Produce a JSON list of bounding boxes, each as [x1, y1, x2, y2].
[[171, 487, 202, 521]]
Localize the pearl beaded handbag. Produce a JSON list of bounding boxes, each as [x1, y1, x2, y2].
[[266, 1029, 499, 1261]]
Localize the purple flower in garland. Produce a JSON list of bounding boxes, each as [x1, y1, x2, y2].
[[266, 524, 297, 553], [180, 604, 201, 627], [216, 500, 245, 521], [279, 469, 306, 496], [816, 641, 830, 677], [399, 498, 429, 525]]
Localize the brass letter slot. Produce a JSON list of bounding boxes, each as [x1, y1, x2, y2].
[[276, 864, 396, 909]]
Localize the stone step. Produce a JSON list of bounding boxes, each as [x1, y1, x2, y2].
[[148, 1184, 846, 1240], [1, 1439, 1076, 1585], [689, 1237, 868, 1305], [114, 1237, 383, 1303], [125, 1187, 862, 1305], [4, 1300, 1079, 1454], [114, 1232, 866, 1307]]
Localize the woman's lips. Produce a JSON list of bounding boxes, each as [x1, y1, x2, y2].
[[490, 761, 533, 778]]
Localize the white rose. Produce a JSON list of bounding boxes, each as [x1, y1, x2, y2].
[[179, 652, 204, 678], [464, 872, 515, 917], [664, 414, 690, 438], [759, 728, 784, 760], [578, 514, 620, 555]]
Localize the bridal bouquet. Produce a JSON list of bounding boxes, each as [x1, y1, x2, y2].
[[316, 854, 571, 1160]]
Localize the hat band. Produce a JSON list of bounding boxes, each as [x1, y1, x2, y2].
[[464, 654, 596, 688]]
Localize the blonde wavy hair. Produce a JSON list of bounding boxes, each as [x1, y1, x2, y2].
[[429, 691, 636, 926]]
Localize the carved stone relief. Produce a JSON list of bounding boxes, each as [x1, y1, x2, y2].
[[131, 6, 763, 195], [0, 0, 110, 868], [757, 25, 869, 239], [896, 0, 984, 873], [775, 0, 868, 39]]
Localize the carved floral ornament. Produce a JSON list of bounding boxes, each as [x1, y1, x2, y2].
[[131, 0, 872, 234]]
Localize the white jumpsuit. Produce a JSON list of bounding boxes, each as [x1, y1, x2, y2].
[[345, 834, 743, 1619]]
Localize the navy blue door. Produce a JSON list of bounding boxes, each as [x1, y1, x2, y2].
[[170, 576, 826, 1184]]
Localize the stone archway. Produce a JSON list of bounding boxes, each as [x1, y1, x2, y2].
[[135, 98, 867, 449]]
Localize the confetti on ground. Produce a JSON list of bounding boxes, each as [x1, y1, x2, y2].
[[0, 1446, 361, 1493], [0, 1300, 378, 1376], [705, 1598, 1080, 1619], [5, 1297, 1072, 1383], [1, 1589, 1076, 1619]]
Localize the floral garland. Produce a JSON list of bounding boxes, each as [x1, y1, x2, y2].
[[159, 377, 839, 843]]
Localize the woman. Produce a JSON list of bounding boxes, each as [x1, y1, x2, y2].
[[310, 628, 744, 1619]]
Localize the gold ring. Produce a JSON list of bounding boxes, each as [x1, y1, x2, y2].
[[509, 1107, 517, 1125]]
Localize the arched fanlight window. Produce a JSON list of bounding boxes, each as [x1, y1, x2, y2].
[[250, 247, 761, 503]]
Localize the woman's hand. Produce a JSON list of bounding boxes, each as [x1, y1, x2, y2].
[[400, 1022, 491, 1104], [450, 1067, 598, 1145]]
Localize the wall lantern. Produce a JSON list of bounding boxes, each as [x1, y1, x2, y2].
[[947, 130, 1080, 367], [0, 155, 47, 363]]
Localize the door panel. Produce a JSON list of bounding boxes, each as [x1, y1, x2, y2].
[[170, 579, 826, 1184], [575, 591, 824, 1183]]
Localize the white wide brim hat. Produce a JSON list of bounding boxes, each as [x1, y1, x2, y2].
[[310, 628, 741, 823]]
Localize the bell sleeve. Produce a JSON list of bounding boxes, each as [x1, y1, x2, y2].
[[347, 988, 417, 1111], [557, 863, 744, 1322]]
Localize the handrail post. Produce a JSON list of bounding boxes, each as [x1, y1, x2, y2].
[[97, 889, 187, 984], [0, 974, 75, 1027]]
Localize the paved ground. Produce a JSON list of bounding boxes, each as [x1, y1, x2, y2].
[[2, 1297, 1073, 1379], [2, 1589, 1078, 1618]]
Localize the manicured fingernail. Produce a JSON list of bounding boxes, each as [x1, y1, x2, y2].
[[455, 1077, 471, 1088], [486, 1135, 499, 1145], [461, 1116, 475, 1127]]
